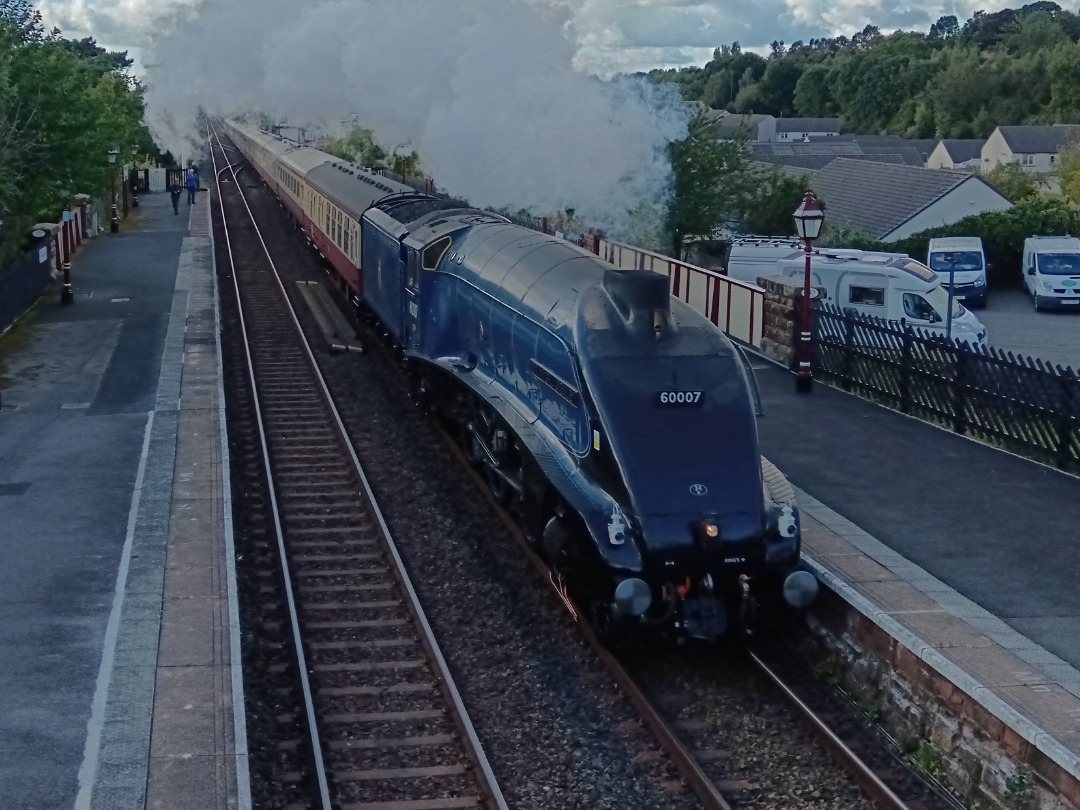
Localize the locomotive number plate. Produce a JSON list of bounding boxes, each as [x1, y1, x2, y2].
[[656, 391, 704, 406]]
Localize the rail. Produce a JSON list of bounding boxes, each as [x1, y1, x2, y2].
[[208, 118, 508, 810], [595, 238, 765, 348]]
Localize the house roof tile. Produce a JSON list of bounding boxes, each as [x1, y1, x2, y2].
[[939, 139, 984, 163], [810, 158, 999, 240], [754, 153, 905, 171], [997, 125, 1080, 154], [774, 117, 840, 132], [851, 135, 939, 160]]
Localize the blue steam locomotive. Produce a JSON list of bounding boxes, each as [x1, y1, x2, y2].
[[225, 119, 818, 642]]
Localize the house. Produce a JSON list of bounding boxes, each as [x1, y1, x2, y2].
[[750, 140, 922, 171], [703, 110, 776, 142], [773, 117, 841, 142], [927, 139, 984, 171], [850, 136, 939, 165], [981, 125, 1080, 174], [810, 158, 1013, 242]]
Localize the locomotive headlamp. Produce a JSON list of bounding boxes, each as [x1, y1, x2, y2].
[[614, 578, 651, 616], [702, 520, 719, 539], [783, 570, 819, 609]]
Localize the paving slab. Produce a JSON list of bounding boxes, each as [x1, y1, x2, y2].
[[0, 192, 248, 810]]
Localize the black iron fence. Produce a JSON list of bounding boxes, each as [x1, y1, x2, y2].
[[814, 303, 1080, 474], [0, 243, 53, 335]]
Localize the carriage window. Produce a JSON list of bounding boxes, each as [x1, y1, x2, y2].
[[422, 236, 453, 271], [848, 285, 885, 306]]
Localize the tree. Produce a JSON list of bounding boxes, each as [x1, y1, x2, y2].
[[929, 15, 960, 39], [740, 168, 813, 236], [326, 127, 387, 167], [754, 59, 802, 117], [793, 64, 834, 116], [985, 162, 1044, 201], [0, 14, 149, 258], [664, 110, 754, 258], [1056, 140, 1080, 203]]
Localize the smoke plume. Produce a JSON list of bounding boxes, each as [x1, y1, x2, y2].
[[139, 0, 690, 234]]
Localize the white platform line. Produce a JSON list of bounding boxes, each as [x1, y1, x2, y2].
[[73, 411, 154, 810]]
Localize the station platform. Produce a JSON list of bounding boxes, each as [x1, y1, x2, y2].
[[0, 192, 249, 810], [752, 357, 1080, 796]]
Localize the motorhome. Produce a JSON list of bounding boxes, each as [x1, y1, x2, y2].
[[926, 237, 988, 308], [1021, 236, 1080, 311], [723, 238, 908, 285], [725, 244, 988, 347]]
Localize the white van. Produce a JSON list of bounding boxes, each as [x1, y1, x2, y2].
[[726, 247, 988, 347], [1021, 236, 1080, 311], [926, 237, 988, 308]]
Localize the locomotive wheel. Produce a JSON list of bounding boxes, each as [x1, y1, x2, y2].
[[589, 600, 626, 647], [541, 515, 578, 575]]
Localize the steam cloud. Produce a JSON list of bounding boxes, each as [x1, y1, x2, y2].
[[140, 0, 690, 235]]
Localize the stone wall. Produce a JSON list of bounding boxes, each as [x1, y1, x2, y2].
[[758, 276, 825, 369], [802, 585, 1079, 810]]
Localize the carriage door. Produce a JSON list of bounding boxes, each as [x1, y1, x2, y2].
[[402, 244, 421, 351]]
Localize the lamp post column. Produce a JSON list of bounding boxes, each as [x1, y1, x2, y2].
[[61, 205, 74, 304], [791, 189, 824, 394], [107, 149, 120, 233], [796, 238, 814, 392]]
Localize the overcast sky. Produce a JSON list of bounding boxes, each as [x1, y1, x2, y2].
[[39, 0, 1016, 76]]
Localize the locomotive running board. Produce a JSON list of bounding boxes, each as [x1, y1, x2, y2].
[[294, 281, 364, 353]]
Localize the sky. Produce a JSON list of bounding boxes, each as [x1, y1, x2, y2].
[[34, 0, 1018, 232]]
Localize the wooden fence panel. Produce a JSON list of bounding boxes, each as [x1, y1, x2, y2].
[[814, 303, 1080, 473]]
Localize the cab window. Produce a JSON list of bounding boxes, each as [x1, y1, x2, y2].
[[903, 293, 938, 322], [422, 236, 452, 271]]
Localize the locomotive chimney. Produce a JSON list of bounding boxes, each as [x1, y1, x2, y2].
[[603, 269, 672, 342]]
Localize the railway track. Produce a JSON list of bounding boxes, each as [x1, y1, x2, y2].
[[207, 120, 507, 810], [210, 118, 962, 810], [442, 429, 951, 810]]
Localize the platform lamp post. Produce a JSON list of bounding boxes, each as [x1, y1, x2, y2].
[[107, 149, 120, 233], [792, 190, 825, 393], [130, 144, 140, 208]]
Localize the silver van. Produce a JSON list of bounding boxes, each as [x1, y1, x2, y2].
[[927, 237, 988, 308], [1022, 236, 1080, 311]]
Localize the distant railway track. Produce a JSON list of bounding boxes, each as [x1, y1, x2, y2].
[[208, 115, 960, 810], [207, 119, 507, 810]]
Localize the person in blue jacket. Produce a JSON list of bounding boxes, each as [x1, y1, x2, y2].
[[186, 171, 198, 205]]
